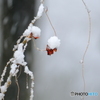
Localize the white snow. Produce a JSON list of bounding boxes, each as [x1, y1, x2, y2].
[[0, 67, 7, 82], [47, 36, 60, 49], [23, 28, 31, 36], [24, 66, 34, 79], [24, 66, 29, 74], [0, 93, 5, 100], [0, 85, 7, 93], [37, 4, 44, 18], [10, 64, 18, 76], [31, 26, 41, 37], [24, 66, 34, 100], [23, 25, 41, 38], [13, 43, 26, 65]]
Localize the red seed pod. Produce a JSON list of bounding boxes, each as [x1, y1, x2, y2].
[[46, 45, 57, 55], [28, 33, 39, 39]]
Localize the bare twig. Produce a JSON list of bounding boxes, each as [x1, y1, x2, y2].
[[33, 39, 46, 51], [81, 0, 91, 99], [15, 76, 20, 100], [45, 8, 57, 36], [26, 74, 29, 89]]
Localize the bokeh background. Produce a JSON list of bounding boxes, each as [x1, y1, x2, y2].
[[0, 0, 100, 100]]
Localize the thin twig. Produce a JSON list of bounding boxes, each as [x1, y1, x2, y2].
[[45, 8, 57, 36], [15, 76, 20, 100], [26, 74, 29, 89], [17, 66, 22, 78], [33, 39, 46, 51], [81, 0, 91, 98]]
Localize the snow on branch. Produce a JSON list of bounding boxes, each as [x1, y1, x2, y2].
[[0, 0, 60, 100]]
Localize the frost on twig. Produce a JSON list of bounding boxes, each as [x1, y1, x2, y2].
[[31, 3, 44, 24], [0, 0, 60, 100]]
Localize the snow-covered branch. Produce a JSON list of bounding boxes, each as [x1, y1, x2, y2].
[[0, 1, 60, 100]]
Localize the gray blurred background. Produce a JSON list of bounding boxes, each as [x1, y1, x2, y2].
[[0, 0, 100, 100]]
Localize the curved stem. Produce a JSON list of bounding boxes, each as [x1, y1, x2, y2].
[[33, 39, 46, 51], [45, 9, 57, 36], [81, 0, 91, 98]]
